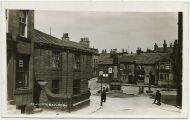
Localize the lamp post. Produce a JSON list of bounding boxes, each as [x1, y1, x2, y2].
[[148, 71, 152, 91], [99, 71, 103, 106], [146, 71, 153, 93]]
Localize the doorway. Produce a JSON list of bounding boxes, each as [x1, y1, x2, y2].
[[16, 54, 30, 89]]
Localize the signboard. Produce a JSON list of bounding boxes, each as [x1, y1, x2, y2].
[[99, 71, 103, 76], [108, 67, 112, 73], [18, 60, 24, 68]]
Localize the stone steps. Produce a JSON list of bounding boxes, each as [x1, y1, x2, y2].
[[7, 104, 21, 114]]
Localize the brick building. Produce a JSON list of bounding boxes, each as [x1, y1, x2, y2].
[[6, 10, 34, 112], [33, 30, 98, 111]]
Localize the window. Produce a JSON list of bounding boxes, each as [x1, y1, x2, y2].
[[159, 73, 169, 80], [16, 54, 29, 89], [74, 54, 80, 71], [137, 65, 141, 70], [73, 79, 80, 95], [52, 80, 59, 94], [52, 51, 60, 69], [160, 74, 164, 80], [19, 10, 28, 37]]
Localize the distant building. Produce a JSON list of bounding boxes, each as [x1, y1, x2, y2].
[[33, 29, 98, 111], [98, 53, 114, 83], [6, 10, 34, 113], [153, 40, 173, 53], [92, 52, 99, 78], [97, 49, 123, 90], [119, 41, 175, 87]]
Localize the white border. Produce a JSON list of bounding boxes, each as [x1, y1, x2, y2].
[[0, 1, 189, 119]]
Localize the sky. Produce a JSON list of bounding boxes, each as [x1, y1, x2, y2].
[[35, 11, 178, 53]]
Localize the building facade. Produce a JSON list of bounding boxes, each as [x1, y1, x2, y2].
[[6, 10, 34, 112], [97, 50, 121, 90], [33, 30, 97, 111], [119, 41, 175, 87]]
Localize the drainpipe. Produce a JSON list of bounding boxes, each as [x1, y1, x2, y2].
[[66, 50, 71, 112]]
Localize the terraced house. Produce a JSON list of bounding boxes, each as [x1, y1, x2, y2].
[[6, 9, 98, 113], [6, 10, 34, 113], [33, 30, 98, 111], [119, 41, 175, 87]]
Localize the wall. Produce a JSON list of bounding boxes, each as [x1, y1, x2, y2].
[[7, 10, 34, 103], [34, 47, 92, 102], [140, 65, 155, 85]]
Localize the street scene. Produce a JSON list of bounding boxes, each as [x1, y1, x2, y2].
[[7, 78, 182, 117], [5, 9, 183, 118]]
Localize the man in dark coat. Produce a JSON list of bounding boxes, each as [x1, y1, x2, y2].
[[33, 80, 42, 108], [102, 87, 106, 102], [153, 90, 161, 105], [88, 88, 91, 97]]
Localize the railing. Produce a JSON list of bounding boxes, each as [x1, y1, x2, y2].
[[72, 92, 90, 104], [38, 81, 90, 112]]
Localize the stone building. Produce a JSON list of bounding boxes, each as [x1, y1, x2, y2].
[[119, 41, 175, 87], [33, 30, 98, 111], [6, 10, 34, 113], [97, 49, 121, 90], [92, 52, 99, 78]]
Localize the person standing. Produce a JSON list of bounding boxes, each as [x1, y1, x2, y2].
[[88, 88, 91, 97], [153, 90, 161, 105]]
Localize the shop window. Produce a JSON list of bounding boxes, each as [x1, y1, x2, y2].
[[73, 79, 80, 95], [52, 80, 59, 94]]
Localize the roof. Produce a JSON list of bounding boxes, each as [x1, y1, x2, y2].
[[119, 53, 171, 64], [33, 29, 98, 54], [154, 47, 173, 53], [98, 53, 113, 65]]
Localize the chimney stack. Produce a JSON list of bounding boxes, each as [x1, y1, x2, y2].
[[122, 48, 125, 53], [163, 40, 167, 52], [136, 48, 141, 55], [80, 37, 90, 48], [154, 43, 158, 51], [62, 33, 70, 41], [170, 43, 173, 47]]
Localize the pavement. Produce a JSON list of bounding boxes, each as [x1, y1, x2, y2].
[[6, 95, 183, 118]]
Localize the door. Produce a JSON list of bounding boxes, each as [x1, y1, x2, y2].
[[151, 75, 155, 85], [128, 75, 133, 84], [16, 54, 30, 89]]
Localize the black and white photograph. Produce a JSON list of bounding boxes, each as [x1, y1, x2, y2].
[[0, 1, 189, 119]]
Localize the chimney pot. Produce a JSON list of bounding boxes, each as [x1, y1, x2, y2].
[[62, 33, 69, 41]]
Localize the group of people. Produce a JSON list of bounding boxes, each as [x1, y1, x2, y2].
[[88, 88, 161, 106], [88, 87, 107, 103]]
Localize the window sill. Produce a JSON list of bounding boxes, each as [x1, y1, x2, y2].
[[17, 35, 31, 43]]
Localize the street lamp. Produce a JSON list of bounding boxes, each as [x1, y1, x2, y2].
[[146, 71, 153, 93], [99, 71, 103, 106]]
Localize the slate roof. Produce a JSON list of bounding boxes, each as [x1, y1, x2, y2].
[[33, 29, 98, 54], [154, 47, 173, 53], [119, 53, 171, 65], [98, 53, 113, 65]]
